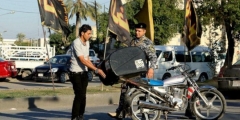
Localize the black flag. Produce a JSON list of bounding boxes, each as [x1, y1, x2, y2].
[[182, 0, 202, 51], [37, 0, 71, 36], [108, 0, 131, 46]]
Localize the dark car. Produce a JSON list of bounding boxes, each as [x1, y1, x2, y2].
[[33, 54, 71, 83], [218, 60, 240, 91], [219, 60, 240, 78]]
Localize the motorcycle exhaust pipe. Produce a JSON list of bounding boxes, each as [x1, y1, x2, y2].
[[139, 100, 177, 111]]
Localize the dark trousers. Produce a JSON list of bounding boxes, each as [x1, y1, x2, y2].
[[116, 83, 128, 112], [70, 72, 88, 119]]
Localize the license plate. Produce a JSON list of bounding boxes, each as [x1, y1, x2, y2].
[[38, 73, 43, 76], [232, 81, 240, 87]]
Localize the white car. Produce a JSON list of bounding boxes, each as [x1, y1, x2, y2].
[[66, 49, 100, 66], [89, 49, 100, 66]]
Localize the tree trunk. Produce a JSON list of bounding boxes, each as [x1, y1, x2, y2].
[[220, 25, 227, 53], [224, 20, 235, 67], [75, 12, 81, 37]]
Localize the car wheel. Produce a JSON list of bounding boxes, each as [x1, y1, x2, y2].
[[198, 73, 208, 82], [22, 70, 32, 80], [59, 72, 67, 83], [88, 71, 94, 81], [0, 78, 6, 81]]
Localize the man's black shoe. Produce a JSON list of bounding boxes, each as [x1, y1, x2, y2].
[[71, 116, 79, 120], [79, 115, 84, 120]]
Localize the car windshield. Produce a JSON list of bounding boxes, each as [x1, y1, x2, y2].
[[89, 51, 95, 57], [156, 50, 162, 58], [233, 60, 240, 65], [48, 56, 69, 64]]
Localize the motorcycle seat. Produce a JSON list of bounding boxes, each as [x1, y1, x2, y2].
[[141, 78, 164, 86]]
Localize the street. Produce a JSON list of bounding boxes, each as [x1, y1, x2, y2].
[[0, 100, 240, 120], [0, 77, 240, 119]]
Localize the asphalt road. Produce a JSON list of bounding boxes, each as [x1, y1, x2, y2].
[[1, 77, 240, 120], [0, 100, 240, 120]]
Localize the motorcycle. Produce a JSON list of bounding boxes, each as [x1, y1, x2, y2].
[[119, 64, 226, 120], [98, 47, 226, 120]]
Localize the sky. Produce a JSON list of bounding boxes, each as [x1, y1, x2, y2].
[[0, 0, 111, 39]]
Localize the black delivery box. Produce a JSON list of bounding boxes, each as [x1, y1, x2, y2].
[[99, 47, 148, 85]]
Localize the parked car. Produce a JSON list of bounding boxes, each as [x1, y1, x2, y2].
[[218, 59, 240, 91], [218, 60, 240, 78], [0, 57, 17, 81], [33, 54, 95, 83], [66, 49, 100, 66], [89, 49, 100, 66], [32, 54, 71, 83]]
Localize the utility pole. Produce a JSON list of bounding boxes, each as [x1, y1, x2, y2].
[[95, 0, 99, 52]]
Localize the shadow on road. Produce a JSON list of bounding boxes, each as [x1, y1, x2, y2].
[[7, 81, 67, 88], [0, 109, 71, 120]]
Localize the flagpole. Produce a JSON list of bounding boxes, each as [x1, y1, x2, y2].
[[183, 0, 188, 66], [41, 25, 55, 91], [103, 28, 109, 60]]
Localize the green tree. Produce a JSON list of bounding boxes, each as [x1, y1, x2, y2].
[[0, 34, 3, 44], [15, 33, 26, 46], [125, 0, 184, 45], [49, 32, 65, 55], [65, 0, 101, 37], [97, 12, 109, 42], [194, 0, 240, 66], [49, 24, 76, 54]]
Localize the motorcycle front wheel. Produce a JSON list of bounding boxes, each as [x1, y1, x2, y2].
[[191, 89, 226, 120], [130, 92, 161, 120]]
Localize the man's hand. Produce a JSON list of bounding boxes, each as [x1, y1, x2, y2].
[[98, 69, 106, 79], [146, 68, 154, 79]]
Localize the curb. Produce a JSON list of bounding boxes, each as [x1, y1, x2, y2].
[[0, 92, 120, 111]]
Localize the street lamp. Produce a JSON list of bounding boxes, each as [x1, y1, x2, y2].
[[0, 11, 15, 16]]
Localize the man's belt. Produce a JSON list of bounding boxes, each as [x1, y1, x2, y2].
[[70, 71, 87, 75]]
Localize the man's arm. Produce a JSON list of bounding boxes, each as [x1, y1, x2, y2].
[[142, 40, 157, 78], [78, 56, 97, 71], [73, 40, 105, 78], [143, 40, 157, 69], [78, 55, 106, 78]]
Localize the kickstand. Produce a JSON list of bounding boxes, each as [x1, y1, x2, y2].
[[164, 111, 168, 120]]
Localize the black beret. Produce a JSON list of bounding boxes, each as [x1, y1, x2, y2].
[[135, 23, 146, 29]]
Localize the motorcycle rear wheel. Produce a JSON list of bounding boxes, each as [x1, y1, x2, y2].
[[191, 89, 226, 120], [130, 92, 161, 120]]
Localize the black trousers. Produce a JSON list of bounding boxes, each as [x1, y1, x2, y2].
[[70, 72, 88, 119]]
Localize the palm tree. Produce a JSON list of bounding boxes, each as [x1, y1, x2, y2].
[[16, 33, 26, 45], [0, 34, 3, 44], [65, 0, 101, 37]]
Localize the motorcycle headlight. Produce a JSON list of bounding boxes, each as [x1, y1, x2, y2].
[[49, 68, 58, 72]]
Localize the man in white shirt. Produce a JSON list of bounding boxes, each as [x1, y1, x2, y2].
[[69, 24, 106, 120]]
